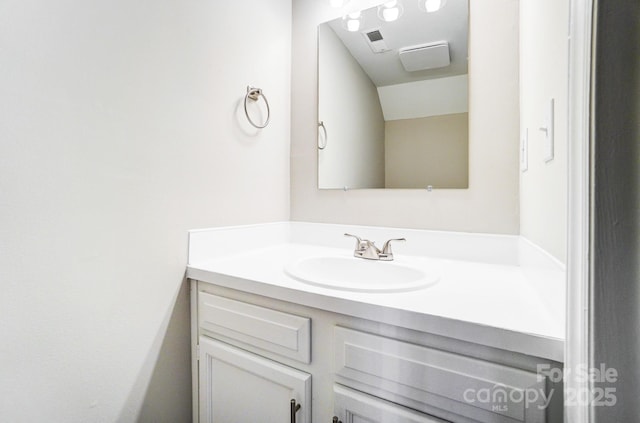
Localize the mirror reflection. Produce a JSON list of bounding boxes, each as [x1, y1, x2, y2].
[[318, 0, 469, 190]]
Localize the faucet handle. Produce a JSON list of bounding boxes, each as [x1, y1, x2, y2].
[[344, 233, 362, 241], [381, 238, 406, 255], [346, 233, 382, 259], [344, 233, 364, 249], [345, 233, 379, 253], [345, 233, 376, 246]]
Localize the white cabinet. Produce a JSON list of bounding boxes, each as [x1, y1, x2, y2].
[[192, 282, 563, 423], [198, 337, 311, 423], [334, 385, 449, 423]]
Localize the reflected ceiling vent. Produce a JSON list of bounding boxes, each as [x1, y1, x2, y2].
[[399, 41, 450, 72], [362, 29, 390, 53]]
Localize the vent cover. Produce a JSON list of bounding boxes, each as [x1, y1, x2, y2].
[[363, 29, 390, 53], [366, 30, 383, 42], [399, 41, 450, 72]]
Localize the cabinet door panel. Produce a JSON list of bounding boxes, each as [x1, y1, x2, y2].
[[199, 337, 311, 423]]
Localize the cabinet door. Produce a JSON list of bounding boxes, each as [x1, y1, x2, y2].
[[334, 385, 449, 423], [198, 337, 311, 423]]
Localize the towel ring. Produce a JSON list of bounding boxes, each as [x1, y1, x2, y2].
[[244, 86, 270, 129], [318, 121, 328, 150]]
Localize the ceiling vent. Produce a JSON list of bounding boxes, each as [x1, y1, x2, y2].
[[363, 29, 390, 53], [399, 41, 450, 72]]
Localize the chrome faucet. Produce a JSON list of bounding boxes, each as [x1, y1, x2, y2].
[[344, 233, 406, 261]]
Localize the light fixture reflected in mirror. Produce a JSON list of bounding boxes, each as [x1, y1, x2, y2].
[[342, 11, 362, 32], [377, 1, 404, 22], [418, 0, 448, 13]]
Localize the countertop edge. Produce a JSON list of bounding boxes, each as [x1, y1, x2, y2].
[[187, 266, 564, 363]]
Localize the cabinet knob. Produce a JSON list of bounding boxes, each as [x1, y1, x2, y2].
[[290, 399, 301, 423]]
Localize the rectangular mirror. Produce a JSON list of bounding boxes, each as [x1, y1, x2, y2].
[[318, 0, 469, 190]]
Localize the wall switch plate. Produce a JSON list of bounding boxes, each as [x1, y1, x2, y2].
[[539, 98, 555, 163], [520, 128, 529, 172]]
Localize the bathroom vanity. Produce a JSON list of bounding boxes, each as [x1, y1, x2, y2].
[[187, 222, 565, 423]]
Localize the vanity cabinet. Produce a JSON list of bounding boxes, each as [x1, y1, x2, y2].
[[191, 281, 563, 423]]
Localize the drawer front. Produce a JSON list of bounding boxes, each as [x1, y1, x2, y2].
[[199, 292, 311, 363], [334, 384, 450, 423], [334, 327, 547, 423]]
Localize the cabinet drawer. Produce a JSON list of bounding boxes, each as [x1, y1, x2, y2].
[[334, 384, 449, 423], [334, 327, 547, 423], [199, 292, 310, 363]]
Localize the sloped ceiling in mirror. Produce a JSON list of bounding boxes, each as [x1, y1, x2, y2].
[[327, 0, 468, 87]]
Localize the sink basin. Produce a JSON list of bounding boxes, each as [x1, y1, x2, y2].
[[284, 255, 439, 292]]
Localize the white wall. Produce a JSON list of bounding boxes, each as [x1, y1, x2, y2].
[[291, 0, 520, 234], [318, 24, 385, 189], [519, 0, 569, 262], [385, 113, 469, 189], [0, 0, 291, 421]]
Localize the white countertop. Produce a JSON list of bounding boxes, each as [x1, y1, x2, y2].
[[187, 222, 565, 362]]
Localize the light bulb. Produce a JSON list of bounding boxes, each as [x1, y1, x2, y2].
[[421, 0, 447, 13], [426, 0, 441, 12], [342, 11, 362, 32], [382, 7, 400, 21], [377, 0, 403, 23], [346, 18, 361, 31]]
